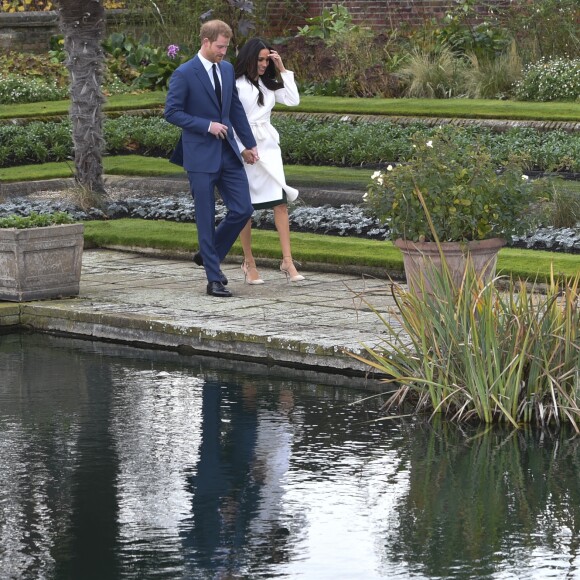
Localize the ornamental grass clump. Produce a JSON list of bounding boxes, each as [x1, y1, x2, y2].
[[352, 266, 580, 429], [365, 128, 545, 243]]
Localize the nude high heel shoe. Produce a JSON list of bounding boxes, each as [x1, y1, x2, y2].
[[241, 261, 264, 285], [280, 259, 305, 282]]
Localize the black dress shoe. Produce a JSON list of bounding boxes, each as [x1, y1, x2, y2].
[[193, 252, 228, 285], [193, 252, 204, 266], [207, 281, 232, 297]]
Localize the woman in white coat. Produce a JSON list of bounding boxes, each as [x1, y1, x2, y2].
[[234, 38, 304, 284]]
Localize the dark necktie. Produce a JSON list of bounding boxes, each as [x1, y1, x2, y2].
[[212, 64, 222, 107]]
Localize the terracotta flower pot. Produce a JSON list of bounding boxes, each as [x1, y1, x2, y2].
[[394, 237, 506, 296]]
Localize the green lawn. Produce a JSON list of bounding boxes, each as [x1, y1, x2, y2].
[[83, 219, 580, 281], [2, 93, 579, 122], [5, 156, 580, 198], [0, 156, 373, 190]]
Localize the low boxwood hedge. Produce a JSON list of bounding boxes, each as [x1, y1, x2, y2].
[[0, 114, 579, 173]]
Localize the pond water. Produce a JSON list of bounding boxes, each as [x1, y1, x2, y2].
[[1, 332, 579, 580]]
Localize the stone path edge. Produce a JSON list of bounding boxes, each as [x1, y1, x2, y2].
[[0, 302, 387, 391]]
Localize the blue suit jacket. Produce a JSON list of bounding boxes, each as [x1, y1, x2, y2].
[[164, 56, 256, 172]]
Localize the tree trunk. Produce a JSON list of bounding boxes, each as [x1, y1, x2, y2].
[[57, 0, 106, 195]]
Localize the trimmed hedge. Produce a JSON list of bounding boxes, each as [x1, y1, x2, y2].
[[1, 114, 579, 173]]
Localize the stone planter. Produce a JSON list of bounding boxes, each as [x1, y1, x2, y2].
[[0, 224, 84, 302], [394, 237, 506, 296]]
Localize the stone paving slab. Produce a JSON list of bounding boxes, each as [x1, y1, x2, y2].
[[0, 249, 402, 385]]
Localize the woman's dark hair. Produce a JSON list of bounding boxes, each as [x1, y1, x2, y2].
[[234, 37, 284, 106]]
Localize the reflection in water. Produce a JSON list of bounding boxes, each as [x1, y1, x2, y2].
[[111, 368, 204, 577], [1, 333, 579, 579], [387, 423, 580, 578]]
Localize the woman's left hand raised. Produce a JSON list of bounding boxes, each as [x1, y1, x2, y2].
[[269, 50, 286, 72]]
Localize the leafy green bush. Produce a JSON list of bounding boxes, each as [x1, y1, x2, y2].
[[0, 74, 67, 104], [296, 3, 360, 39], [514, 58, 580, 102], [1, 115, 579, 174], [104, 115, 180, 154], [102, 32, 192, 91], [503, 0, 580, 60], [0, 211, 75, 228], [0, 50, 69, 88], [0, 121, 73, 166], [434, 0, 513, 61], [275, 117, 580, 173], [365, 129, 544, 242]]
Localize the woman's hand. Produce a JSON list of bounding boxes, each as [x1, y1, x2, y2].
[[242, 148, 259, 164], [269, 50, 286, 73]]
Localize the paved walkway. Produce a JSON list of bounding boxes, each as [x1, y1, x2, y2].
[[0, 249, 403, 388]]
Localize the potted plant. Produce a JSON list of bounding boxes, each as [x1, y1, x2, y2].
[[0, 212, 84, 302], [365, 127, 544, 293]]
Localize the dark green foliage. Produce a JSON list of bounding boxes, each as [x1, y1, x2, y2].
[[433, 0, 513, 60], [504, 0, 580, 59], [102, 33, 193, 90], [365, 128, 543, 242], [0, 211, 75, 228], [1, 115, 579, 174], [103, 115, 180, 155]]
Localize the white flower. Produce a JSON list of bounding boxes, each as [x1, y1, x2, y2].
[[387, 165, 393, 171], [362, 192, 368, 200], [371, 170, 382, 180], [522, 175, 529, 181], [426, 140, 433, 148]]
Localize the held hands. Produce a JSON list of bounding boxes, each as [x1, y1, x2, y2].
[[210, 121, 229, 139], [242, 147, 259, 165]]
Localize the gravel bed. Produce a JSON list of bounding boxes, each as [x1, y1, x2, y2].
[[1, 187, 579, 254]]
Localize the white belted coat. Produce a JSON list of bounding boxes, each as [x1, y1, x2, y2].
[[234, 71, 300, 205]]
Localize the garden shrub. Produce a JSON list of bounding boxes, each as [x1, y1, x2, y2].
[[103, 115, 180, 155], [1, 115, 579, 174], [0, 51, 69, 89], [514, 58, 580, 102], [503, 0, 580, 60], [102, 33, 193, 91], [433, 0, 513, 61], [0, 74, 67, 104], [284, 9, 408, 97]]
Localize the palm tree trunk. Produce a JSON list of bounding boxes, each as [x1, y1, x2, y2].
[[57, 0, 106, 195]]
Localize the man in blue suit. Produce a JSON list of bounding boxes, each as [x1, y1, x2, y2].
[[165, 20, 259, 297]]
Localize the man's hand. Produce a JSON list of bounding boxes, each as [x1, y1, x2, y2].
[[210, 122, 229, 139], [242, 147, 259, 165]]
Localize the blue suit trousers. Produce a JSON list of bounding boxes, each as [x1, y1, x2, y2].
[[188, 142, 253, 283]]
